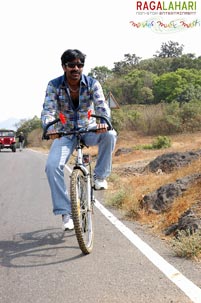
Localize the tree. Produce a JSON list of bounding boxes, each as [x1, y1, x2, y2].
[[88, 66, 112, 84], [103, 77, 126, 104], [175, 69, 201, 103], [112, 53, 141, 75], [15, 116, 42, 145], [123, 70, 156, 104], [138, 57, 172, 75], [170, 54, 201, 71], [139, 87, 154, 104], [153, 72, 184, 103], [154, 41, 184, 58], [123, 53, 141, 66], [153, 69, 201, 104]]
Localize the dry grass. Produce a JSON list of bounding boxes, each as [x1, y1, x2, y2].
[[108, 159, 201, 229], [113, 130, 201, 163], [105, 130, 201, 260], [171, 230, 201, 260], [139, 176, 201, 232], [106, 130, 201, 246]]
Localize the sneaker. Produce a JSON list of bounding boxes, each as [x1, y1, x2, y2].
[[94, 175, 108, 190], [62, 214, 74, 231]]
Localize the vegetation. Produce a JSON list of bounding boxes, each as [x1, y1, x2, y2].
[[134, 136, 172, 150], [111, 100, 201, 135], [90, 41, 201, 109], [171, 230, 201, 260], [15, 116, 42, 146]]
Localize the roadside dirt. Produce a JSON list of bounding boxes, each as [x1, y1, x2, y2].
[[110, 131, 201, 241], [112, 130, 201, 170]]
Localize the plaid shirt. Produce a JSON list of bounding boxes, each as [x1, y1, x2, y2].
[[41, 74, 111, 130]]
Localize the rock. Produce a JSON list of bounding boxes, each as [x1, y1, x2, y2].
[[165, 208, 201, 236], [115, 148, 133, 156], [141, 174, 201, 213], [145, 150, 201, 173]]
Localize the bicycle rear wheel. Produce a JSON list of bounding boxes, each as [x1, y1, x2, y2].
[[70, 168, 94, 254]]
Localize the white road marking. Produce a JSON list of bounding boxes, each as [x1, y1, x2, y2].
[[29, 149, 201, 303], [95, 200, 201, 303]]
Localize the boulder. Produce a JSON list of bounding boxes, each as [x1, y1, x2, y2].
[[141, 174, 201, 213], [165, 208, 201, 236], [145, 150, 201, 173]]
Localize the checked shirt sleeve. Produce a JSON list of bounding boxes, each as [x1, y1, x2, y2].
[[92, 80, 111, 120], [41, 82, 58, 128]]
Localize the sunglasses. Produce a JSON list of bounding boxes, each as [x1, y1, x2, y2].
[[65, 62, 84, 69]]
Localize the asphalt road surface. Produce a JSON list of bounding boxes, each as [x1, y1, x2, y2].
[[0, 148, 201, 303]]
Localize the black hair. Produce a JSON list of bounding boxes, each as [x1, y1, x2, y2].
[[61, 49, 86, 65]]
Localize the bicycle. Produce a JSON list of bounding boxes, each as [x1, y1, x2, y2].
[[42, 112, 113, 254]]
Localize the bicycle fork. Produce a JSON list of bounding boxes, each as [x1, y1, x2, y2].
[[76, 145, 94, 214]]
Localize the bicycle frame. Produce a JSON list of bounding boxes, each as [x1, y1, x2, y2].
[[42, 112, 113, 254]]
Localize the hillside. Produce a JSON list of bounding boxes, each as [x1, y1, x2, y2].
[[106, 130, 201, 260], [112, 130, 201, 169]]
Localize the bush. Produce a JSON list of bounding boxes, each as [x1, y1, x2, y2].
[[111, 107, 140, 132], [28, 128, 52, 149], [107, 189, 127, 209], [134, 135, 171, 150], [171, 230, 201, 260], [111, 109, 127, 132], [152, 136, 171, 149]]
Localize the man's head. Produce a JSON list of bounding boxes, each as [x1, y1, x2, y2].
[[61, 49, 86, 66], [61, 49, 86, 82]]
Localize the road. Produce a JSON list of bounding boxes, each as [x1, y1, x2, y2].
[[0, 149, 201, 303]]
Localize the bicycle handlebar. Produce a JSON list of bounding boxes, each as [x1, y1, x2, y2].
[[42, 114, 113, 140]]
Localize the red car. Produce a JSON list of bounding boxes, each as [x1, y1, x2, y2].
[[0, 129, 16, 152]]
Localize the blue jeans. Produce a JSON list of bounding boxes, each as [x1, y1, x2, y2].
[[45, 129, 117, 215]]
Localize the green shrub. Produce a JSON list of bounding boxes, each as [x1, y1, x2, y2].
[[152, 136, 172, 149], [111, 109, 127, 132], [171, 230, 201, 260], [107, 189, 127, 209], [134, 135, 171, 150]]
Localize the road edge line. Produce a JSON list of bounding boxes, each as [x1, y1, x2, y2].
[[95, 199, 201, 303]]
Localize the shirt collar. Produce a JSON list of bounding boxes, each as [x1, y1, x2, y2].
[[63, 73, 87, 87]]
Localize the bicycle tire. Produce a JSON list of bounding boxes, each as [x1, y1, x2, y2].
[[70, 168, 94, 254]]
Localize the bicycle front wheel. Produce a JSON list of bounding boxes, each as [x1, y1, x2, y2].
[[70, 168, 94, 254]]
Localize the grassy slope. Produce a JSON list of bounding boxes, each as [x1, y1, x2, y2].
[[106, 130, 201, 259]]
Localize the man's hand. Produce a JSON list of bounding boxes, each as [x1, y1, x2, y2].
[[96, 123, 108, 134], [47, 130, 60, 140]]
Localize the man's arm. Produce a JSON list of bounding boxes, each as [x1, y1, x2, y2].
[[92, 80, 111, 133], [41, 82, 58, 129], [92, 80, 111, 121]]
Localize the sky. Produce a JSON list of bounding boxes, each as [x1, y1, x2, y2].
[[0, 0, 200, 122]]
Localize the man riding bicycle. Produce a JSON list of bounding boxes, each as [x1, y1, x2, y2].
[[41, 49, 117, 231]]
